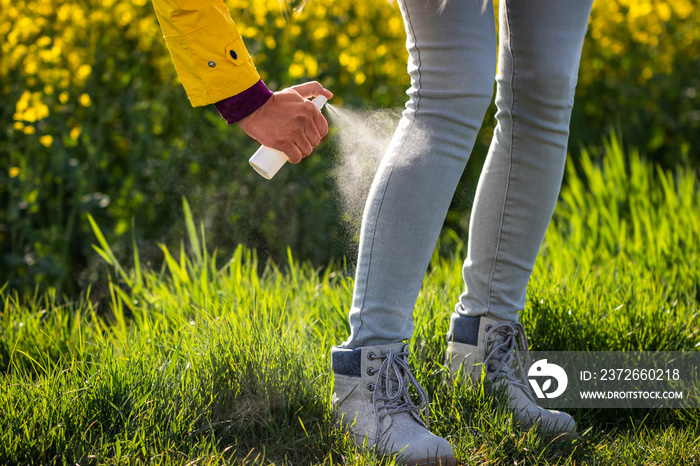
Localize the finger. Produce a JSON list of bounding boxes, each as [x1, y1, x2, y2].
[[290, 81, 322, 99], [301, 101, 323, 145], [291, 81, 333, 100], [284, 143, 304, 164], [305, 120, 322, 148], [312, 106, 329, 139], [318, 87, 334, 100], [297, 134, 315, 159]]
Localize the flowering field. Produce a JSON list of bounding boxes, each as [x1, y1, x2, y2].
[[1, 0, 699, 293]]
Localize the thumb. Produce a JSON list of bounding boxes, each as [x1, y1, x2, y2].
[[290, 81, 333, 100]]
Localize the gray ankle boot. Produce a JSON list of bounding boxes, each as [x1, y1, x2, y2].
[[445, 314, 576, 437], [332, 342, 455, 465]]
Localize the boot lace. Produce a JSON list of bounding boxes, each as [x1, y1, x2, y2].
[[370, 348, 430, 440], [483, 322, 536, 402]]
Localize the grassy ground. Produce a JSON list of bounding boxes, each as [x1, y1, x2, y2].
[[1, 134, 699, 465]]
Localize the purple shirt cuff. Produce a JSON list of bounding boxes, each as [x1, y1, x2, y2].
[[215, 80, 273, 124]]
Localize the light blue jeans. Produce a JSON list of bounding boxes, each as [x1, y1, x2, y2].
[[342, 0, 594, 348]]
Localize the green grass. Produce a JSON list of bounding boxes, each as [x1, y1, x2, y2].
[[1, 134, 699, 465]]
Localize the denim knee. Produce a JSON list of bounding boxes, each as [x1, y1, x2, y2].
[[513, 58, 579, 123], [406, 60, 496, 130]]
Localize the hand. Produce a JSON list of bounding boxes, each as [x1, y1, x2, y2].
[[238, 81, 333, 163]]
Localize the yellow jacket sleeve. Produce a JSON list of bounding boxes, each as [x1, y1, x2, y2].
[[151, 0, 261, 107]]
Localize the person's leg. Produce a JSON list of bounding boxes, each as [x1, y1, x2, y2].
[[332, 0, 496, 462], [457, 0, 593, 321], [341, 0, 497, 350], [447, 0, 594, 436]]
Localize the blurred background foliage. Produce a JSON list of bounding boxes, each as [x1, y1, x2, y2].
[[1, 0, 699, 295]]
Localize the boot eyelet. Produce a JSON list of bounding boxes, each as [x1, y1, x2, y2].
[[367, 367, 376, 376], [485, 325, 493, 331], [367, 352, 376, 360], [367, 383, 375, 391]]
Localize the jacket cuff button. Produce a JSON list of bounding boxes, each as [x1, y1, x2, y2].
[[208, 61, 216, 68]]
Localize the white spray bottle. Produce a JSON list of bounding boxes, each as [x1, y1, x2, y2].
[[249, 95, 328, 180]]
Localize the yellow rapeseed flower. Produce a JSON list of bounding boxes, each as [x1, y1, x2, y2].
[[22, 107, 39, 122], [303, 55, 318, 77], [288, 63, 304, 78], [337, 34, 350, 48], [39, 135, 54, 147], [388, 16, 402, 35], [9, 167, 20, 178], [77, 64, 92, 81], [15, 90, 31, 112], [70, 126, 81, 140], [23, 125, 36, 135], [24, 59, 38, 75], [313, 26, 328, 41], [79, 93, 91, 106], [37, 35, 52, 47], [672, 1, 693, 19], [14, 91, 49, 122]]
